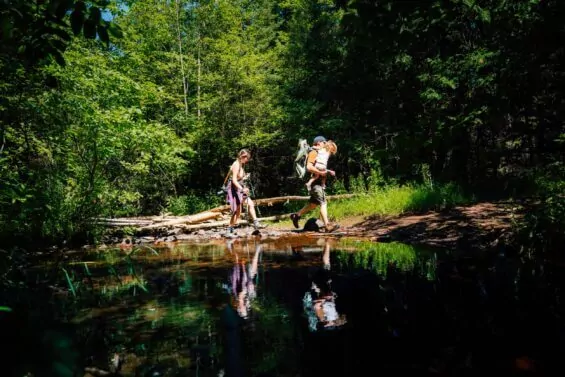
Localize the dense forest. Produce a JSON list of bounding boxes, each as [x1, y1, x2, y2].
[[1, 0, 564, 250]]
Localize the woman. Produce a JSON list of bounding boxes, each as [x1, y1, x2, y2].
[[225, 149, 265, 235]]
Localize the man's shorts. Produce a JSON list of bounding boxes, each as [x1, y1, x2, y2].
[[309, 184, 326, 205]]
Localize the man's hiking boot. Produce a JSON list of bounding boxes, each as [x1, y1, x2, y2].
[[290, 213, 301, 229], [324, 223, 340, 233]]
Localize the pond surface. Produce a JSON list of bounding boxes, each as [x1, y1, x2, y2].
[[2, 237, 565, 376]]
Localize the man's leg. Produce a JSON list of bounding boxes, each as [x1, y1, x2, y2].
[[319, 201, 329, 227], [322, 240, 330, 269], [297, 202, 317, 218], [291, 202, 317, 228], [291, 184, 325, 229], [313, 184, 340, 233]]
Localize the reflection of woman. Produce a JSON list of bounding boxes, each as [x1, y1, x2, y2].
[[226, 149, 265, 236], [226, 242, 262, 319], [303, 240, 347, 331]]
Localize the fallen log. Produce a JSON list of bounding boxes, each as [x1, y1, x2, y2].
[[95, 215, 185, 227], [139, 211, 224, 230], [180, 219, 238, 230], [102, 193, 360, 231], [207, 193, 360, 213], [95, 218, 152, 223], [178, 213, 291, 231], [254, 213, 292, 221], [94, 219, 154, 227]]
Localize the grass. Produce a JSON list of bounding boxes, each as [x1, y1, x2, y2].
[[270, 182, 471, 228], [331, 182, 470, 219]]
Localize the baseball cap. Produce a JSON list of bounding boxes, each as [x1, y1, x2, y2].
[[313, 136, 327, 144]]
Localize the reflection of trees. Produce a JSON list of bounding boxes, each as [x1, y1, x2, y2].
[[49, 245, 227, 376], [9, 238, 565, 376], [51, 241, 303, 377], [243, 297, 301, 376], [334, 240, 437, 279]]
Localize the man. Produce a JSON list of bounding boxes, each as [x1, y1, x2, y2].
[[290, 136, 340, 233]]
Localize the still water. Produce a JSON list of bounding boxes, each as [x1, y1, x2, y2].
[[2, 237, 564, 376]]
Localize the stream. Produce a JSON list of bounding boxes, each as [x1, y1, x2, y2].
[[1, 237, 564, 376]]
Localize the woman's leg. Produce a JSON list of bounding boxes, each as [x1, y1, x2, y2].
[[230, 206, 241, 227], [245, 198, 266, 229], [245, 198, 257, 221]]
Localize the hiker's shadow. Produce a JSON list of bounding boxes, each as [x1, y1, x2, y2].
[[292, 218, 325, 233]]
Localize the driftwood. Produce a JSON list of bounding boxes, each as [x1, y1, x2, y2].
[[208, 193, 359, 213], [178, 213, 292, 231], [100, 194, 359, 233], [94, 218, 154, 227], [139, 211, 224, 230], [95, 215, 186, 227]]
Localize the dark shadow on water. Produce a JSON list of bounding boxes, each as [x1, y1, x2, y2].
[[2, 238, 565, 376]]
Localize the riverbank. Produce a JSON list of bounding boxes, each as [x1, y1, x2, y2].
[[103, 201, 521, 253]]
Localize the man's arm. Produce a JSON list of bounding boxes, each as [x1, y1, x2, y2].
[[306, 151, 327, 175]]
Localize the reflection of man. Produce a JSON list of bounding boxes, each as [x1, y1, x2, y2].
[[303, 240, 347, 331]]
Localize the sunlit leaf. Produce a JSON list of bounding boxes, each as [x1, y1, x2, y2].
[[107, 22, 123, 38]]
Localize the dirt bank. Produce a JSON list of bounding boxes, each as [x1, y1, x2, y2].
[[344, 201, 521, 250], [108, 202, 521, 252]]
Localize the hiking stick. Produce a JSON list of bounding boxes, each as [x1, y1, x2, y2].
[[247, 175, 262, 217]]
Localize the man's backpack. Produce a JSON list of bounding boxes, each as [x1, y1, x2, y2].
[[294, 139, 316, 179]]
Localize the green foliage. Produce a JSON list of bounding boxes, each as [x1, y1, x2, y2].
[[515, 170, 565, 256], [329, 182, 469, 220], [1, 0, 564, 254], [0, 0, 120, 68], [166, 192, 223, 216]]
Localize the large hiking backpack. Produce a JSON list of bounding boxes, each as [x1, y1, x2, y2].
[[294, 139, 316, 179]]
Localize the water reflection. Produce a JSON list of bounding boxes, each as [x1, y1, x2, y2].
[[302, 240, 347, 331], [7, 237, 565, 376], [225, 240, 262, 320]]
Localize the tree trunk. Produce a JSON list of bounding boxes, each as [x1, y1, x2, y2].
[[175, 0, 189, 116]]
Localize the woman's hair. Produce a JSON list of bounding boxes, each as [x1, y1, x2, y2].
[[326, 140, 337, 155], [238, 149, 251, 160]]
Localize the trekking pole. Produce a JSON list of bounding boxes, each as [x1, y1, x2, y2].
[[248, 175, 262, 217]]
